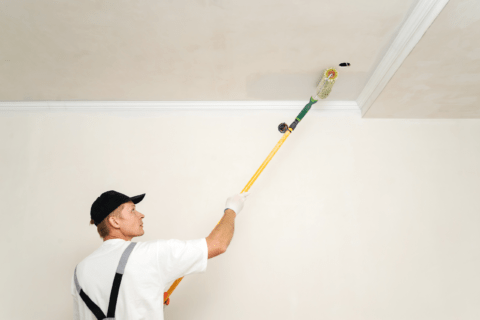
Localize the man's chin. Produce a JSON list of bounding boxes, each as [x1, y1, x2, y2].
[[130, 230, 144, 238]]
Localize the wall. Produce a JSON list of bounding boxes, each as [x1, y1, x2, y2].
[[0, 108, 479, 319]]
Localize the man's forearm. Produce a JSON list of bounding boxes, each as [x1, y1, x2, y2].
[[207, 209, 236, 251]]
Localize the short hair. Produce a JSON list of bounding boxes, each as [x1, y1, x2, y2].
[[90, 203, 125, 239]]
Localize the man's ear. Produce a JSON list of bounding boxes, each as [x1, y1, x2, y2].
[[108, 215, 121, 229]]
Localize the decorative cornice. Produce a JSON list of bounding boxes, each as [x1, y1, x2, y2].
[[0, 100, 359, 111], [357, 0, 450, 116]]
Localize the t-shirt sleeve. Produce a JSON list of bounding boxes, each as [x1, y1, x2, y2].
[[157, 238, 208, 284]]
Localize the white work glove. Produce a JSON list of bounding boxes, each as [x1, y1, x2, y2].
[[225, 192, 251, 215]]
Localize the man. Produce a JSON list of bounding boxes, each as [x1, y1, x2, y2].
[[71, 190, 250, 320]]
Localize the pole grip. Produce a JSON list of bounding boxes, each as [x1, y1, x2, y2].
[[295, 97, 318, 122]]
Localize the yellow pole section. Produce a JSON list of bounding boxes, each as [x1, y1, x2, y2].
[[164, 129, 293, 304], [241, 129, 291, 193], [165, 277, 184, 303]]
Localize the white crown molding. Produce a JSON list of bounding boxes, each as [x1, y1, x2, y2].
[[357, 0, 450, 117], [0, 100, 359, 111]]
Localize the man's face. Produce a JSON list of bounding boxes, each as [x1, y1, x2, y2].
[[118, 201, 145, 238]]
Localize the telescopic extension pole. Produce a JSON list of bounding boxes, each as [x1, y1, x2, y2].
[[163, 97, 318, 305], [163, 67, 339, 305]]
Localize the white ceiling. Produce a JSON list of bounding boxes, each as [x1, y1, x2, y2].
[[365, 0, 480, 118], [0, 0, 478, 118], [0, 0, 413, 101]]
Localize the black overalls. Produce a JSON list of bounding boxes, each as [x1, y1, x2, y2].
[[74, 242, 137, 320]]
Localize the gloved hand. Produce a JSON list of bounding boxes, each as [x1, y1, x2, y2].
[[225, 192, 251, 215]]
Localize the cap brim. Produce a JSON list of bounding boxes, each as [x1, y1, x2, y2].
[[130, 193, 146, 204]]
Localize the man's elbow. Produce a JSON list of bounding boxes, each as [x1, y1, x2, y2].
[[206, 237, 228, 259]]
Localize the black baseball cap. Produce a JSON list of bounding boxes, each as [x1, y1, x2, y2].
[[91, 190, 146, 226]]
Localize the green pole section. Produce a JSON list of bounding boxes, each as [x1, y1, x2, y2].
[[295, 96, 318, 122]]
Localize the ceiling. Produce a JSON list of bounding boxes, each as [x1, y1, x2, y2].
[[0, 0, 478, 118], [0, 0, 413, 101], [364, 0, 480, 118]]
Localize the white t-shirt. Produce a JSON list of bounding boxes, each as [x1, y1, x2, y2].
[[71, 238, 208, 320]]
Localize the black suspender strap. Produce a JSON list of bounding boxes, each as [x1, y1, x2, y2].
[[74, 266, 108, 320], [107, 242, 137, 318], [74, 242, 137, 320]]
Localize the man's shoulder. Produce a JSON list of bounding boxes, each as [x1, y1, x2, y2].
[[133, 238, 207, 253], [131, 239, 164, 253], [134, 239, 164, 246]]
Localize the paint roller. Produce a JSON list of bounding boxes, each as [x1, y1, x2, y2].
[[163, 65, 345, 306]]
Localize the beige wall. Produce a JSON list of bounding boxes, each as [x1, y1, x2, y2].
[[1, 109, 479, 319]]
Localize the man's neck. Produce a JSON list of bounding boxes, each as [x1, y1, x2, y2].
[[104, 234, 133, 242]]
